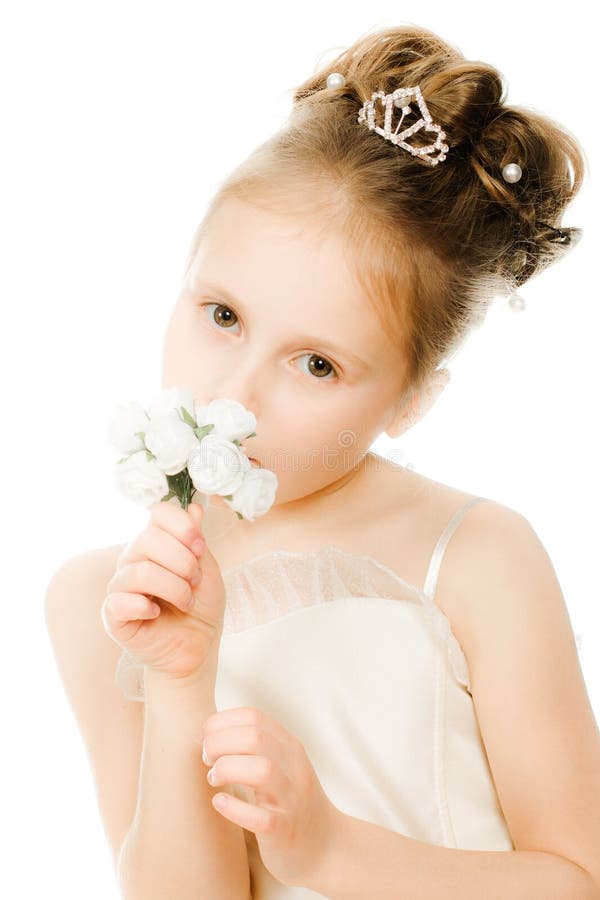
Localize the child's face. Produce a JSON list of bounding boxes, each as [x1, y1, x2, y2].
[[162, 196, 407, 509]]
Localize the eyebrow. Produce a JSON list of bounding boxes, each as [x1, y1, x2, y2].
[[191, 278, 371, 372]]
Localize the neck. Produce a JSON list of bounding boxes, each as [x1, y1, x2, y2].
[[202, 451, 375, 545]]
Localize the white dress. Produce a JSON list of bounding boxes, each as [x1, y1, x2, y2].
[[115, 495, 569, 898]]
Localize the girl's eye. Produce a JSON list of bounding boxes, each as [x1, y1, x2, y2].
[[203, 302, 240, 332], [200, 302, 338, 381], [295, 353, 337, 381]]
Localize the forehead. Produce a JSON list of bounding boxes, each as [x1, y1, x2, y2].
[[193, 196, 351, 292], [188, 197, 395, 364]]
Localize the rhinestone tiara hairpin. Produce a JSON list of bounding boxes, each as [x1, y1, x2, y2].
[[324, 71, 577, 312], [357, 84, 449, 166]]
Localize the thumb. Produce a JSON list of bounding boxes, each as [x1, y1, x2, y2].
[[187, 501, 219, 572], [188, 500, 205, 533], [186, 502, 225, 617]]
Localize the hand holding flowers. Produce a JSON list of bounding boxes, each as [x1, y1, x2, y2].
[[104, 387, 278, 684], [102, 500, 226, 683]]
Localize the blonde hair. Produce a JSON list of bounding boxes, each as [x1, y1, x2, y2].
[[183, 23, 586, 402]]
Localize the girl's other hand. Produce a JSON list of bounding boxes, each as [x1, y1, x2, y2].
[[101, 500, 226, 684]]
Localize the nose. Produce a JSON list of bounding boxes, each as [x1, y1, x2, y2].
[[208, 362, 263, 428]]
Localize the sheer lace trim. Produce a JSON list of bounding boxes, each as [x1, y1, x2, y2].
[[221, 545, 472, 691], [115, 545, 474, 701]]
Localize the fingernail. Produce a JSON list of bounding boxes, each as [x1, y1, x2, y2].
[[202, 742, 210, 766]]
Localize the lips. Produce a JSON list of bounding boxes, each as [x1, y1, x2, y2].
[[248, 457, 260, 468]]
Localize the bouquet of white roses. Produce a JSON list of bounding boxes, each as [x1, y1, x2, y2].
[[107, 387, 278, 521]]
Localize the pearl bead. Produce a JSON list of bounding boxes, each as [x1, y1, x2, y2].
[[502, 163, 522, 183], [326, 72, 346, 89], [393, 94, 411, 110], [508, 292, 526, 311]]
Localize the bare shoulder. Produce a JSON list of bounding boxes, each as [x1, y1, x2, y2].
[[45, 542, 127, 601], [427, 492, 550, 663], [45, 541, 128, 647], [45, 541, 128, 663], [44, 541, 139, 872]]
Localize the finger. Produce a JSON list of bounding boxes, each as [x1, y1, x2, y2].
[[188, 502, 205, 534], [199, 723, 288, 776], [108, 558, 195, 613], [198, 706, 296, 746], [117, 524, 204, 584], [206, 753, 288, 805], [101, 590, 161, 635], [148, 499, 205, 556], [210, 789, 278, 836]]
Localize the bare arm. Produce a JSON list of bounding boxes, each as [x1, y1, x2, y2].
[[44, 543, 251, 900], [118, 665, 252, 900]]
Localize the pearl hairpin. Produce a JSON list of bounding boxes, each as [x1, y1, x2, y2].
[[326, 72, 346, 90], [499, 156, 526, 312], [502, 162, 522, 183]]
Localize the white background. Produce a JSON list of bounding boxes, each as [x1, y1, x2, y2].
[[1, 1, 597, 897]]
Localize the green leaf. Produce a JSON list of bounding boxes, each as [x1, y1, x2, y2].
[[193, 423, 215, 440], [180, 406, 197, 428]]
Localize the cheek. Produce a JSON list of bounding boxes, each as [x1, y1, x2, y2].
[[315, 403, 367, 467], [161, 305, 225, 396], [267, 400, 367, 476], [303, 389, 383, 470]]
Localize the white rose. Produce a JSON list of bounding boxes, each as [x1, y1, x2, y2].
[[224, 467, 278, 521], [144, 414, 201, 475], [146, 386, 196, 422], [114, 450, 169, 507], [188, 433, 250, 495], [107, 401, 149, 455], [194, 398, 256, 443]]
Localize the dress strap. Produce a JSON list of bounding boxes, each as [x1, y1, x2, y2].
[[423, 496, 490, 600]]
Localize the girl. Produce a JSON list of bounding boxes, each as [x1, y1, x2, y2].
[[46, 22, 600, 900]]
